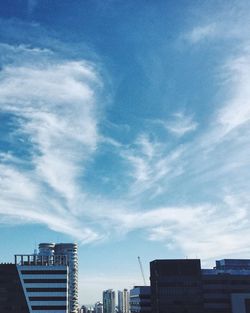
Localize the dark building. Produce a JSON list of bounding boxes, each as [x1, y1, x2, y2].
[[202, 259, 250, 313], [0, 264, 29, 312], [150, 259, 203, 313], [150, 259, 250, 313], [130, 286, 151, 313]]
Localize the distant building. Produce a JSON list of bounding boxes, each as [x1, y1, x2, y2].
[[118, 289, 129, 313], [80, 305, 87, 313], [150, 258, 250, 313], [94, 301, 103, 313], [103, 289, 115, 313], [130, 286, 151, 313]]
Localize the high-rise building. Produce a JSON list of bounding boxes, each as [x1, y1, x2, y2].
[[118, 291, 123, 313], [118, 289, 129, 313], [94, 301, 103, 313], [103, 289, 115, 313], [38, 243, 78, 313], [54, 243, 78, 313], [130, 286, 151, 313], [150, 258, 250, 313], [0, 253, 69, 312]]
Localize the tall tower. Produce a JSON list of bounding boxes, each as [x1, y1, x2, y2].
[[38, 243, 78, 313], [103, 289, 115, 313], [54, 243, 78, 313]]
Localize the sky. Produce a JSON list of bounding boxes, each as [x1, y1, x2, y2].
[[1, 0, 250, 305]]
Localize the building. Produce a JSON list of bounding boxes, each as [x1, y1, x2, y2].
[[79, 305, 87, 313], [38, 243, 78, 313], [0, 263, 30, 312], [0, 243, 78, 313], [103, 289, 115, 313], [0, 253, 69, 313], [118, 289, 129, 313], [150, 258, 250, 313], [202, 259, 250, 313], [54, 243, 79, 313], [94, 301, 103, 313], [130, 286, 151, 313], [150, 259, 203, 313]]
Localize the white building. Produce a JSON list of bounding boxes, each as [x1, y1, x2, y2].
[[38, 242, 78, 313], [118, 289, 129, 313], [15, 253, 69, 313]]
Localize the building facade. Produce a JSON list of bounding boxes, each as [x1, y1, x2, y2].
[[150, 258, 250, 313], [150, 259, 203, 313], [103, 289, 115, 313], [130, 286, 151, 313], [0, 243, 78, 313], [118, 289, 129, 313], [0, 254, 69, 313], [202, 259, 250, 313], [0, 264, 30, 312], [38, 243, 78, 313]]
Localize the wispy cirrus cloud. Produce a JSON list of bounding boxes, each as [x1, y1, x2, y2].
[[0, 43, 105, 242], [184, 23, 217, 44], [217, 51, 250, 134], [1, 1, 250, 265], [164, 112, 198, 137]]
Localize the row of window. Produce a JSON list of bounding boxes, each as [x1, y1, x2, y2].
[[29, 296, 67, 301], [26, 287, 66, 292], [23, 279, 67, 283], [21, 270, 67, 274], [31, 306, 67, 310]]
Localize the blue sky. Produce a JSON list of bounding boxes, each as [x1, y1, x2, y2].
[[1, 0, 250, 305]]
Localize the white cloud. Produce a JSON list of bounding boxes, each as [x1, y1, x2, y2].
[[217, 52, 250, 134], [0, 44, 104, 242], [184, 23, 217, 44], [164, 112, 198, 136]]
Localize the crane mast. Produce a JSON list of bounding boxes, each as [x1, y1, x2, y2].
[[138, 256, 146, 286]]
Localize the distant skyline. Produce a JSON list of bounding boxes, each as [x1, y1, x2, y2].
[[1, 0, 250, 304]]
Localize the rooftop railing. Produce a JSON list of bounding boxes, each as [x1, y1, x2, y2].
[[15, 254, 68, 266]]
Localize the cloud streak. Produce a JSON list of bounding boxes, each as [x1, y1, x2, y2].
[[0, 44, 104, 242]]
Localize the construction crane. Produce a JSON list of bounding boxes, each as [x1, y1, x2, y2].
[[138, 256, 146, 286]]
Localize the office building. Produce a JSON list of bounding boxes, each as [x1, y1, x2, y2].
[[150, 258, 250, 313], [130, 286, 151, 313], [103, 289, 115, 313], [0, 253, 69, 312]]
